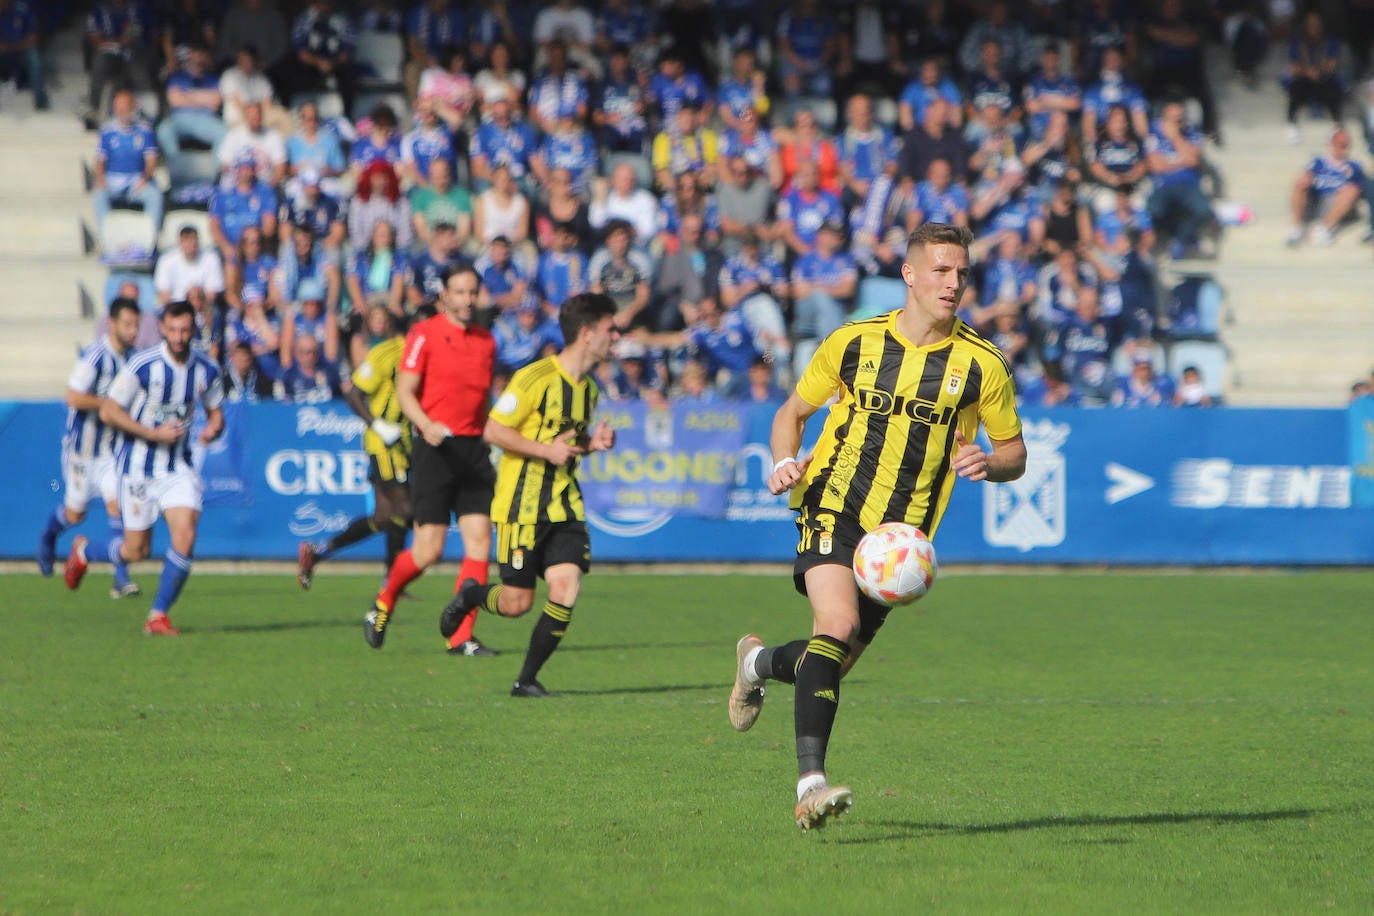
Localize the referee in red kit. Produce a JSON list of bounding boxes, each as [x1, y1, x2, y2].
[[366, 264, 498, 655]]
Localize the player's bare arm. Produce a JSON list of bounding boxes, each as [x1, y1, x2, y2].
[[65, 389, 103, 411], [484, 417, 584, 467], [952, 430, 1027, 483], [99, 398, 183, 445], [767, 391, 819, 495], [198, 406, 225, 445], [396, 370, 447, 445]]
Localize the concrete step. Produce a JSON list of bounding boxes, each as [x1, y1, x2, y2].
[[0, 262, 107, 320], [0, 213, 84, 258], [0, 321, 96, 399]]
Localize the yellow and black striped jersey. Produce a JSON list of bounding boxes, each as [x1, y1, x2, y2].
[[488, 355, 599, 525], [351, 337, 409, 457], [793, 313, 1022, 538]]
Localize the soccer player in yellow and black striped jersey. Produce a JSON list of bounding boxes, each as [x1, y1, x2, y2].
[[439, 293, 619, 698], [296, 310, 413, 589], [729, 223, 1028, 830]]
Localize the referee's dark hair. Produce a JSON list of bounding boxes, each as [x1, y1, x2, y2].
[[109, 296, 141, 319], [559, 292, 617, 344], [440, 262, 480, 290]]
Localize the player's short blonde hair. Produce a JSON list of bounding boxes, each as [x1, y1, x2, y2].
[[907, 222, 975, 255]]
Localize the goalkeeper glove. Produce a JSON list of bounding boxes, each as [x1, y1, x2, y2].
[[370, 418, 403, 446]]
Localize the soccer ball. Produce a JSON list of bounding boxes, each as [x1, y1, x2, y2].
[[852, 522, 938, 607]]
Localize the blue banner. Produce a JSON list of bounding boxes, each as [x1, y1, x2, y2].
[[2, 401, 1372, 565], [580, 401, 750, 518]]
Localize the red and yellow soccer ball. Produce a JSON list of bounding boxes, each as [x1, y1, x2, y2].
[[852, 522, 938, 607]]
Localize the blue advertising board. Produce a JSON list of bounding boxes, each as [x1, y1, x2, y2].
[[2, 400, 1371, 565]]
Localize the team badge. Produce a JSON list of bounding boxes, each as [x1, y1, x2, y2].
[[946, 367, 965, 396], [512, 549, 525, 571], [818, 534, 832, 556]]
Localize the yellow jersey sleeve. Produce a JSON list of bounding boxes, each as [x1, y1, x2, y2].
[[351, 347, 387, 396], [794, 330, 845, 408], [977, 358, 1022, 442], [488, 364, 543, 431]]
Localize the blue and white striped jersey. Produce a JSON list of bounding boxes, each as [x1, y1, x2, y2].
[[108, 343, 223, 478], [63, 337, 127, 461]]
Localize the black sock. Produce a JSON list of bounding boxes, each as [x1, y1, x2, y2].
[[755, 638, 809, 685], [464, 582, 504, 614], [517, 600, 572, 684], [321, 516, 377, 559], [794, 635, 850, 777], [383, 520, 406, 570]]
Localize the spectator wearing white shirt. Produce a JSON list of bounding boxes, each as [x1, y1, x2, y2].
[[217, 101, 287, 187], [219, 44, 291, 133], [589, 162, 659, 252], [155, 225, 226, 304]]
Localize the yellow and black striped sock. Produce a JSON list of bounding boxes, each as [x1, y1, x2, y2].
[[794, 635, 850, 777], [755, 638, 810, 685], [517, 600, 573, 684]]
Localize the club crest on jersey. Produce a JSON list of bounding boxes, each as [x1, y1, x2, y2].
[[512, 548, 525, 571], [946, 367, 965, 396]]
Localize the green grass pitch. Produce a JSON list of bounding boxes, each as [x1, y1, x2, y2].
[[2, 568, 1372, 913]]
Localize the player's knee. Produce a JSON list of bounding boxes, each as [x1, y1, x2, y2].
[[500, 586, 536, 617]]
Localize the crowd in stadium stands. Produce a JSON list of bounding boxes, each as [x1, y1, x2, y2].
[[58, 0, 1353, 412]]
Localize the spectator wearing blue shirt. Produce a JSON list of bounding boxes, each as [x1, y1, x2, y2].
[[1086, 104, 1147, 199], [536, 221, 589, 312], [1081, 45, 1150, 142], [399, 98, 454, 189], [1287, 127, 1367, 247], [715, 45, 769, 134], [157, 46, 227, 179], [1033, 247, 1099, 333], [594, 0, 654, 66], [403, 0, 466, 103], [592, 45, 649, 154], [719, 106, 781, 190], [1043, 286, 1114, 405], [86, 0, 157, 116], [1074, 0, 1137, 80], [683, 298, 760, 396], [274, 0, 358, 117], [898, 58, 962, 134], [530, 113, 598, 196], [716, 231, 792, 380], [0, 0, 46, 109], [494, 294, 563, 374], [273, 221, 341, 315], [776, 0, 836, 99], [1145, 100, 1213, 258], [1019, 363, 1081, 407], [1112, 353, 1175, 408], [646, 49, 711, 124], [349, 104, 402, 179], [285, 101, 347, 189], [1142, 0, 1217, 142], [777, 160, 845, 258], [474, 235, 529, 316], [209, 148, 278, 261], [971, 233, 1037, 328], [849, 162, 912, 277], [345, 219, 408, 318], [468, 92, 537, 188], [1095, 188, 1155, 258], [1022, 44, 1080, 141], [910, 158, 971, 230], [93, 90, 163, 240], [966, 38, 1019, 124], [405, 220, 465, 310], [1285, 11, 1344, 141], [526, 41, 588, 137], [837, 94, 900, 207], [282, 168, 345, 250], [225, 224, 277, 313], [789, 220, 857, 374], [275, 334, 342, 404], [958, 1, 1034, 79]]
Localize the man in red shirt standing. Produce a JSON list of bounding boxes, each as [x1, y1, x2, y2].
[[366, 265, 497, 655]]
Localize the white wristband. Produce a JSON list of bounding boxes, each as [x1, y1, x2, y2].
[[772, 457, 797, 475]]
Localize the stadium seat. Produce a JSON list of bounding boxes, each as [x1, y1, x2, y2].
[[356, 30, 405, 89], [849, 276, 906, 321], [99, 210, 156, 269], [874, 97, 898, 129], [1167, 340, 1230, 400], [167, 150, 219, 189], [602, 151, 653, 189], [158, 209, 212, 253]]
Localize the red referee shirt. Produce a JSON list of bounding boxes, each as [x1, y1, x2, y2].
[[401, 313, 496, 437]]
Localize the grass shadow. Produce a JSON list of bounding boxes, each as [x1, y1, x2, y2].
[[557, 682, 724, 696], [834, 808, 1331, 845], [192, 619, 360, 635]]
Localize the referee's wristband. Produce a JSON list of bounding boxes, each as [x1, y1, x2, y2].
[[772, 457, 798, 475]]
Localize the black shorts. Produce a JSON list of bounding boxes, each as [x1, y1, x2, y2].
[[368, 450, 410, 488], [792, 504, 892, 645], [495, 520, 591, 589], [409, 436, 496, 526]]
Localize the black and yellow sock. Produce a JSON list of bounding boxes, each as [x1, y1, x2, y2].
[[517, 600, 573, 684], [793, 635, 850, 777], [321, 516, 377, 559], [754, 638, 809, 685], [464, 583, 504, 615]]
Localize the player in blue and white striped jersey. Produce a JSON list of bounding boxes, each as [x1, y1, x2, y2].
[[38, 297, 142, 596], [66, 301, 225, 636]]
